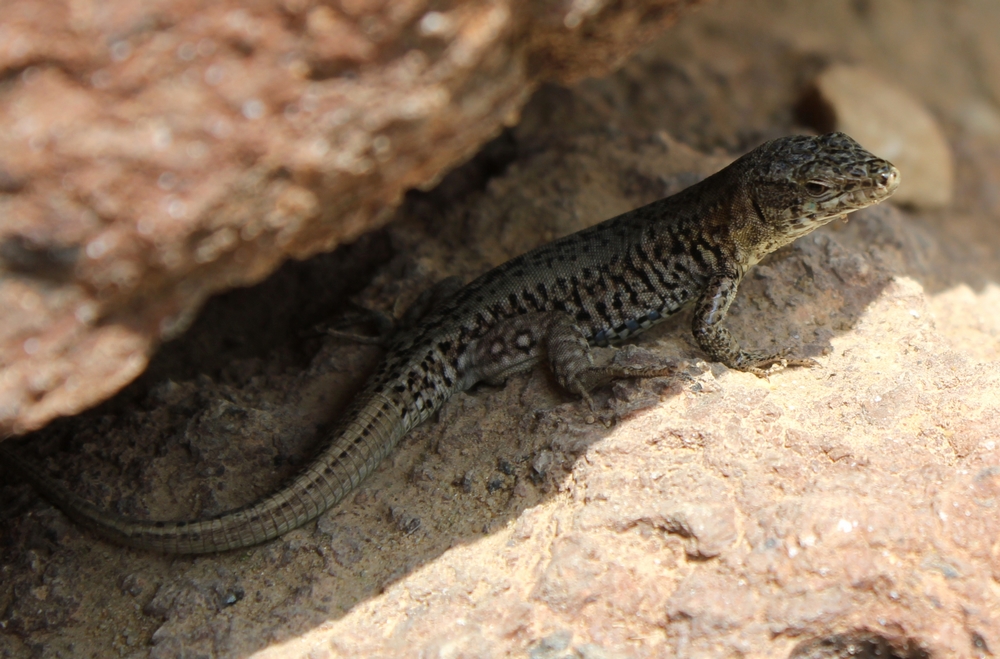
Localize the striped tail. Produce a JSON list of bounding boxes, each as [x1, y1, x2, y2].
[[0, 390, 409, 554]]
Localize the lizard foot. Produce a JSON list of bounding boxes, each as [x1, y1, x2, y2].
[[323, 328, 387, 346], [742, 352, 820, 378], [315, 300, 397, 346]]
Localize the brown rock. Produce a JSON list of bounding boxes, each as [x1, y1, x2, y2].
[[799, 64, 955, 210], [0, 0, 705, 435]]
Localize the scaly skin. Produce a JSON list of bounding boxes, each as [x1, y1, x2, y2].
[[0, 133, 900, 553]]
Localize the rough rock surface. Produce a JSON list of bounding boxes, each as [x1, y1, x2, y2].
[[4, 0, 1000, 658], [0, 0, 704, 435]]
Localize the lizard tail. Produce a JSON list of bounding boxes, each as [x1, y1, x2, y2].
[[0, 390, 407, 554]]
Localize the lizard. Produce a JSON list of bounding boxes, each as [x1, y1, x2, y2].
[[0, 132, 900, 554]]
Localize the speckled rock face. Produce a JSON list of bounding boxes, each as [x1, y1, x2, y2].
[[0, 0, 703, 435]]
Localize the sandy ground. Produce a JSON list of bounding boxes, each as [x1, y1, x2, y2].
[[4, 1, 1000, 657]]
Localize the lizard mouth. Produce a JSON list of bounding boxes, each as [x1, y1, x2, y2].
[[807, 163, 900, 222], [844, 163, 900, 209]]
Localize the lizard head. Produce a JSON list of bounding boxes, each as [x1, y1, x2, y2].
[[740, 132, 900, 255]]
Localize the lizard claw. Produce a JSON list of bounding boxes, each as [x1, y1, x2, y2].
[[751, 358, 820, 378], [740, 349, 820, 378]]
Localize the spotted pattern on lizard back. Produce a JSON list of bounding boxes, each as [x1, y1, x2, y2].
[[0, 132, 900, 553]]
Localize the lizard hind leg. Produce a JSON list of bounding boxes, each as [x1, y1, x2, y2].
[[322, 276, 466, 347], [321, 301, 397, 346], [546, 319, 679, 414], [468, 312, 678, 417], [465, 311, 608, 409], [399, 276, 465, 328], [544, 317, 602, 412]]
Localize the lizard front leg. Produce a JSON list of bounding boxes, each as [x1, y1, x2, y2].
[[692, 273, 817, 377]]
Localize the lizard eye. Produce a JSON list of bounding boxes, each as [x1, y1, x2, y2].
[[805, 181, 829, 197]]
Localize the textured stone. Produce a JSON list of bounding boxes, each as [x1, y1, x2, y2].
[[0, 0, 705, 435]]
